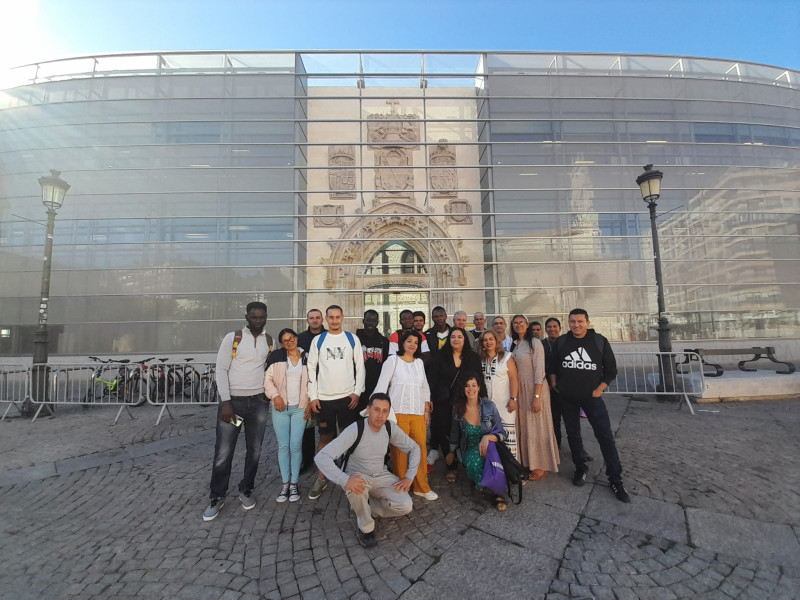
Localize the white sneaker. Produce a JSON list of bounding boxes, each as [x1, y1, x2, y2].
[[427, 449, 440, 465], [414, 490, 439, 501]]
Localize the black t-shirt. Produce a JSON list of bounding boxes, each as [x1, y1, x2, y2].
[[355, 329, 390, 399]]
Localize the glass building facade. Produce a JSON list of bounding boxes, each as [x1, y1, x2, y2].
[[0, 51, 798, 355]]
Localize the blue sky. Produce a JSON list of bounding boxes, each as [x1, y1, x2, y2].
[[1, 0, 798, 72]]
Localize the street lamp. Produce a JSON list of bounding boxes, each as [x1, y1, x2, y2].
[[28, 170, 70, 412], [636, 164, 676, 393]]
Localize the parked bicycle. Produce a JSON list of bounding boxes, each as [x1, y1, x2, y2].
[[86, 357, 132, 405], [198, 363, 218, 407], [170, 358, 201, 401], [124, 357, 155, 407], [144, 358, 172, 404]]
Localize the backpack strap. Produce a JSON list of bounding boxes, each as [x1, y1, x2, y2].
[[340, 418, 392, 471], [340, 418, 365, 472], [316, 330, 328, 350], [384, 420, 392, 466], [594, 333, 606, 357], [231, 329, 243, 358]]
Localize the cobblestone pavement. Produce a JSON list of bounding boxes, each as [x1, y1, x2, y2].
[[1, 396, 798, 599]]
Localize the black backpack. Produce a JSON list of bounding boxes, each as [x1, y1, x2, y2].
[[338, 418, 392, 471], [494, 440, 528, 505]]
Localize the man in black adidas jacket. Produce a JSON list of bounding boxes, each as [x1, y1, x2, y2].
[[549, 308, 631, 503]]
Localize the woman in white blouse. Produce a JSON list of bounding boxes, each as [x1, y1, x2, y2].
[[374, 329, 438, 501]]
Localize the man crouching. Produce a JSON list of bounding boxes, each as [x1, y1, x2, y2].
[[314, 393, 419, 548]]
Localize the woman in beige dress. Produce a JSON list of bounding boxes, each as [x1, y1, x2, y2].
[[511, 314, 559, 480]]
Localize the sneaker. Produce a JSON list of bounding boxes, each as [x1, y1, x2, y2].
[[288, 484, 300, 502], [357, 529, 378, 548], [276, 484, 290, 503], [572, 470, 587, 487], [611, 482, 631, 503], [308, 477, 328, 500], [427, 449, 440, 465], [414, 490, 439, 501], [238, 491, 256, 510], [203, 498, 224, 521]]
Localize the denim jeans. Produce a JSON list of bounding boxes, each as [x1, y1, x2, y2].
[[561, 394, 623, 484], [271, 403, 305, 484], [209, 394, 269, 499]]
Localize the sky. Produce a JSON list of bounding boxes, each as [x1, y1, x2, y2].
[[0, 0, 798, 75]]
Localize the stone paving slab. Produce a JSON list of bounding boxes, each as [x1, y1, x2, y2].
[[584, 484, 688, 544], [521, 469, 594, 515], [471, 488, 580, 558], [687, 507, 800, 568], [399, 528, 559, 600]]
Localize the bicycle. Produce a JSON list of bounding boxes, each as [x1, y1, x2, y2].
[[143, 358, 172, 404], [124, 357, 155, 407], [198, 363, 218, 407], [86, 357, 132, 405], [170, 358, 201, 401]]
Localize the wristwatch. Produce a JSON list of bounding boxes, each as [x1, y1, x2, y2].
[[511, 397, 517, 402]]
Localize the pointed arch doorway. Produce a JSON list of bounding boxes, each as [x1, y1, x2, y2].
[[363, 241, 430, 336]]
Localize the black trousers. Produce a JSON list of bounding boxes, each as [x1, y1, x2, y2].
[[550, 387, 563, 448]]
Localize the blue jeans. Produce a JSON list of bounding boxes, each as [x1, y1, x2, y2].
[[271, 403, 305, 483], [209, 394, 269, 499], [562, 394, 623, 484]]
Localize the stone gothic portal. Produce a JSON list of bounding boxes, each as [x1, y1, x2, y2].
[[305, 94, 484, 327]]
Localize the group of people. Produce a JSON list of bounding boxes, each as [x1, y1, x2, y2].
[[202, 301, 631, 548]]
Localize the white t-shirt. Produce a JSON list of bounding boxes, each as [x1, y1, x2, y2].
[[285, 358, 303, 406]]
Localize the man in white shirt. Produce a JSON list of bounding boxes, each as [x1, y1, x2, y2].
[[493, 315, 514, 352], [306, 304, 366, 500], [315, 393, 419, 548], [203, 301, 273, 521]]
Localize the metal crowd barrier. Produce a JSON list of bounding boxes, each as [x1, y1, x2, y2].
[[608, 351, 706, 415], [145, 361, 218, 425], [0, 366, 32, 421], [10, 360, 219, 425], [36, 362, 144, 424]]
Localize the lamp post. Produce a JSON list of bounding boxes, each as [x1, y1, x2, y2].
[[636, 164, 676, 394], [28, 170, 70, 413]]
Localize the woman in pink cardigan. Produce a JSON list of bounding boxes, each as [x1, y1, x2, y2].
[[264, 328, 310, 503]]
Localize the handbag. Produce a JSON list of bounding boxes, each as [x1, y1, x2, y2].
[[479, 441, 507, 495]]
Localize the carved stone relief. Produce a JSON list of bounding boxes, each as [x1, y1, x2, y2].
[[429, 139, 457, 196], [367, 100, 420, 199], [328, 145, 356, 198], [313, 204, 345, 231], [374, 148, 413, 192], [444, 199, 473, 225]]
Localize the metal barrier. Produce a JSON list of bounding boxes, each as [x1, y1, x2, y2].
[[145, 361, 218, 425], [2, 360, 218, 425], [0, 366, 32, 421], [609, 351, 706, 415], [34, 362, 146, 424]]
